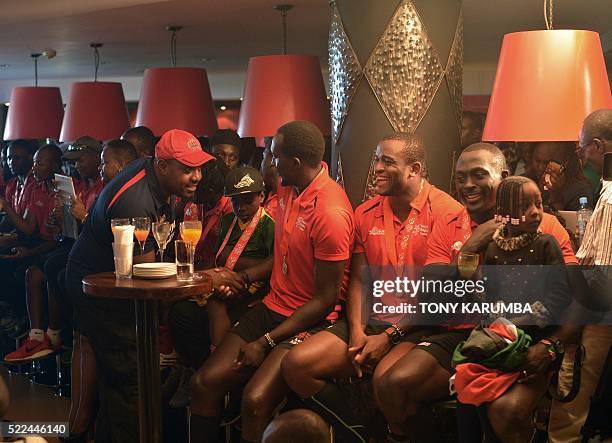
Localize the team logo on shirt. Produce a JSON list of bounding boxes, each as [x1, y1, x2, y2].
[[34, 200, 44, 207], [368, 227, 385, 236], [296, 216, 307, 231], [279, 198, 285, 210], [452, 241, 463, 251], [234, 174, 254, 189]]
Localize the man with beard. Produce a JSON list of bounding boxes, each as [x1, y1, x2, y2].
[[281, 133, 462, 442], [65, 129, 213, 442], [376, 143, 578, 442]]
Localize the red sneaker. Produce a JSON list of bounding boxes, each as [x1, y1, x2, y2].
[[4, 335, 56, 363]]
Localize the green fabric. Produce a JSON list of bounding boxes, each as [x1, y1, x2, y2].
[[583, 163, 601, 194], [216, 210, 275, 260], [452, 326, 532, 372]]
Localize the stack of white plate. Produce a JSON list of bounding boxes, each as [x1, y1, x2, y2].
[[133, 263, 177, 279]]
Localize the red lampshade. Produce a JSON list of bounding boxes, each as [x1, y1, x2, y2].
[[483, 30, 612, 142], [238, 55, 330, 138], [60, 82, 130, 142], [3, 87, 64, 140], [136, 67, 217, 137]]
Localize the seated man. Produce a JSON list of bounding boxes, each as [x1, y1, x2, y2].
[[189, 120, 355, 443], [281, 133, 462, 442], [0, 140, 34, 242], [376, 143, 579, 442], [4, 140, 137, 364], [0, 145, 62, 351], [63, 136, 104, 213], [207, 166, 275, 347]]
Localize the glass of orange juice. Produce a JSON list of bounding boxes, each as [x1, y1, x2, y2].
[[180, 220, 202, 265], [132, 217, 151, 255]]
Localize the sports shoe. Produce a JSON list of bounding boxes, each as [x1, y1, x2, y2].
[[159, 325, 177, 369], [4, 334, 58, 363]]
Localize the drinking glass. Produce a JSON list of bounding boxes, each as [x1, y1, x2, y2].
[[175, 240, 194, 281], [112, 242, 133, 279], [132, 217, 151, 255], [152, 221, 174, 263], [458, 252, 480, 279], [111, 218, 131, 235], [180, 221, 202, 246]]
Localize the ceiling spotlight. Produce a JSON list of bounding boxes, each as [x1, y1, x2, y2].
[[201, 57, 215, 62], [220, 105, 227, 111]]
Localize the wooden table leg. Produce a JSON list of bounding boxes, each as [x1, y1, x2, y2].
[[134, 299, 161, 443]]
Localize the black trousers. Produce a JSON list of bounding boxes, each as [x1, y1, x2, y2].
[[68, 277, 139, 443], [168, 300, 211, 369]]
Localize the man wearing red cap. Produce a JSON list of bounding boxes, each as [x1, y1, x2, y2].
[[65, 129, 213, 442]]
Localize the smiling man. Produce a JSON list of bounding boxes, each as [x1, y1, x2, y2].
[[375, 143, 578, 442], [65, 128, 213, 442], [281, 133, 461, 442]]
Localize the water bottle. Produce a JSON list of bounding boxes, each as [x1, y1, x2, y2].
[[576, 197, 593, 246]]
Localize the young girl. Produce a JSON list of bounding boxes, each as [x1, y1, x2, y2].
[[484, 175, 567, 328]]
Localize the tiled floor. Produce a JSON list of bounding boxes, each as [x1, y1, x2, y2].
[[1, 366, 70, 443]]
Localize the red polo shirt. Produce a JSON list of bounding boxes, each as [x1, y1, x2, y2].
[[263, 165, 355, 318], [425, 207, 578, 265], [24, 180, 56, 241], [263, 192, 279, 221], [5, 173, 34, 216], [75, 177, 104, 211], [185, 197, 233, 265], [354, 182, 462, 322]]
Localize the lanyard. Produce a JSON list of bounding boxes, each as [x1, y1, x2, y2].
[[381, 179, 424, 275], [216, 207, 264, 270], [278, 168, 325, 275]]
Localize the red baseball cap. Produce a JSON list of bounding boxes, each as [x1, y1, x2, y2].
[[155, 129, 214, 167]]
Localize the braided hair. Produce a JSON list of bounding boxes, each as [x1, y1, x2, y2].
[[495, 176, 535, 225]]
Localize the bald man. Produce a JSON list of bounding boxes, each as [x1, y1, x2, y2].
[[577, 108, 612, 203]]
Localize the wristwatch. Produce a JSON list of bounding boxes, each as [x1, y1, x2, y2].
[[384, 324, 405, 345]]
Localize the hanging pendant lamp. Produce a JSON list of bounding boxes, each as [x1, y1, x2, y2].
[[483, 2, 611, 142], [238, 5, 330, 138], [60, 43, 130, 142], [3, 53, 64, 141], [135, 26, 217, 136]]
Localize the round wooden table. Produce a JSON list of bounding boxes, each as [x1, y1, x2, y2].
[[83, 271, 212, 443]]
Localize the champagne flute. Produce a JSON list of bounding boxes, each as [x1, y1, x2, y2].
[[152, 221, 174, 262], [458, 252, 480, 279], [132, 217, 151, 255], [180, 220, 202, 275]]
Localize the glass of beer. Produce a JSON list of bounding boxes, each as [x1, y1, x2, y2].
[[458, 252, 479, 279], [132, 217, 151, 255], [111, 218, 131, 235]]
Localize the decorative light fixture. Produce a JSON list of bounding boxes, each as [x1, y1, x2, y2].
[[3, 53, 64, 140], [60, 43, 130, 142], [135, 26, 217, 136], [238, 4, 330, 138], [483, 1, 612, 141]]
